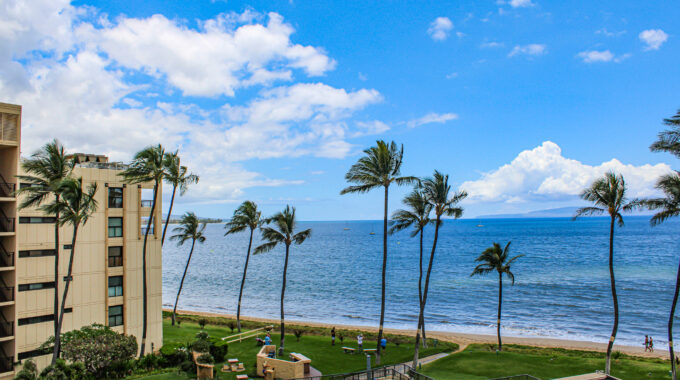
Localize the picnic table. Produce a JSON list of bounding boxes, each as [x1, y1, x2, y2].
[[364, 348, 377, 354]]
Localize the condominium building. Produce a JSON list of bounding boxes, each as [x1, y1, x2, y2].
[[0, 102, 163, 378]]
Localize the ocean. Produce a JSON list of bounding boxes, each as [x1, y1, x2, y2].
[[162, 216, 680, 347]]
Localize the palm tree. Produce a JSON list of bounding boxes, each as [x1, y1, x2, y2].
[[340, 140, 417, 363], [389, 188, 432, 344], [120, 144, 165, 356], [161, 151, 199, 245], [225, 201, 263, 332], [573, 172, 634, 375], [470, 242, 523, 352], [170, 212, 207, 326], [43, 178, 98, 365], [254, 206, 311, 356], [641, 173, 680, 380], [413, 171, 466, 367], [646, 108, 680, 380], [15, 140, 73, 345]]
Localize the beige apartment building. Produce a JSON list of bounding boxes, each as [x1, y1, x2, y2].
[[0, 102, 163, 377]]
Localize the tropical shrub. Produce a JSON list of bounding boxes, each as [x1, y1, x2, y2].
[[192, 339, 210, 353], [198, 318, 208, 329], [160, 343, 188, 366], [196, 353, 215, 365], [294, 330, 304, 342], [195, 331, 209, 341], [209, 338, 228, 360], [39, 359, 87, 380], [14, 359, 38, 380], [227, 321, 236, 333], [41, 324, 137, 378], [179, 360, 195, 373]]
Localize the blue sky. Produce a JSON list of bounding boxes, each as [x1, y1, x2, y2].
[[2, 0, 678, 219]]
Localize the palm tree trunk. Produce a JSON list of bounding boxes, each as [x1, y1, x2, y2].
[[53, 203, 60, 350], [237, 229, 254, 333], [161, 184, 177, 246], [140, 182, 158, 356], [498, 271, 503, 351], [413, 215, 441, 368], [172, 239, 195, 326], [668, 255, 680, 380], [377, 185, 389, 364], [605, 216, 618, 375], [52, 224, 78, 365], [280, 243, 290, 356], [418, 228, 427, 348]]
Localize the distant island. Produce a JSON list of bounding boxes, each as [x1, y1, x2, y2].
[[164, 214, 223, 224], [476, 206, 653, 219]]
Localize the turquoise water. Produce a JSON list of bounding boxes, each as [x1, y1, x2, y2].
[[162, 216, 680, 347]]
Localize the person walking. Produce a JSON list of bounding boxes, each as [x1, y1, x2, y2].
[[331, 327, 336, 346], [645, 335, 649, 352], [649, 336, 654, 352], [357, 334, 363, 351], [380, 337, 387, 351]]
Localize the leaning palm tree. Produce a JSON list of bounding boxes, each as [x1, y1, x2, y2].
[[170, 212, 207, 326], [389, 188, 432, 344], [15, 140, 73, 344], [470, 242, 523, 352], [43, 178, 98, 365], [341, 140, 417, 363], [650, 109, 680, 158], [225, 201, 263, 332], [254, 205, 311, 356], [120, 144, 165, 356], [641, 173, 680, 379], [573, 172, 634, 375], [413, 171, 466, 367], [161, 151, 199, 245]]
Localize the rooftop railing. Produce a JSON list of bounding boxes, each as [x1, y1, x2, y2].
[[141, 200, 154, 208], [75, 161, 128, 170]]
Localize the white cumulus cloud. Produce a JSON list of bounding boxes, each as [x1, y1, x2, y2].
[[407, 112, 458, 128], [428, 17, 453, 41], [509, 0, 534, 8], [576, 50, 630, 63], [639, 29, 668, 51], [508, 44, 546, 57], [460, 141, 672, 203]]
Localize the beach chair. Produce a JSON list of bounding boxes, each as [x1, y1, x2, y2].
[[237, 362, 245, 372], [231, 363, 239, 372], [236, 375, 249, 380], [342, 347, 355, 354], [221, 364, 231, 372]]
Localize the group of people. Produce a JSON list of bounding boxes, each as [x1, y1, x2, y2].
[[644, 335, 654, 352], [330, 327, 386, 351]]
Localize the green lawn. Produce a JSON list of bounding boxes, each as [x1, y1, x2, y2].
[[420, 344, 671, 380], [129, 318, 457, 379]]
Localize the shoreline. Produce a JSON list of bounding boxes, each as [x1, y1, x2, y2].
[[169, 308, 668, 360]]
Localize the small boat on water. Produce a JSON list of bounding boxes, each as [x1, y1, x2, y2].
[[369, 232, 376, 235], [343, 228, 350, 230], [476, 224, 484, 227]]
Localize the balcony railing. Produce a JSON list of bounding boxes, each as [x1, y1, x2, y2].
[[108, 256, 123, 267], [141, 227, 154, 235], [0, 245, 13, 268], [0, 112, 18, 143], [0, 321, 12, 338], [0, 209, 13, 233], [0, 346, 11, 373], [0, 287, 13, 303], [0, 174, 14, 198], [140, 200, 154, 208]]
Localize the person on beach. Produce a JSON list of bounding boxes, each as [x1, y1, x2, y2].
[[649, 336, 654, 352], [357, 334, 363, 351], [644, 335, 649, 352], [331, 327, 336, 346]]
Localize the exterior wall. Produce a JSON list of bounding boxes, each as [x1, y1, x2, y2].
[[256, 345, 308, 379], [2, 102, 163, 376]]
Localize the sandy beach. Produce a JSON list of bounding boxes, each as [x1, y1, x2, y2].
[[170, 309, 668, 360]]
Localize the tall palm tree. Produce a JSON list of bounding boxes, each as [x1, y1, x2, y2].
[[641, 173, 680, 380], [254, 206, 311, 356], [170, 212, 207, 326], [470, 242, 523, 352], [225, 201, 263, 332], [646, 108, 680, 380], [15, 140, 73, 344], [43, 178, 98, 365], [120, 144, 165, 356], [413, 171, 466, 367], [389, 188, 432, 344], [340, 140, 417, 363], [161, 151, 199, 245], [573, 172, 634, 375]]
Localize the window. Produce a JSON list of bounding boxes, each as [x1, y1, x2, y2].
[[19, 216, 56, 224], [63, 244, 72, 250], [18, 308, 71, 326], [140, 217, 154, 235], [18, 348, 49, 360], [19, 183, 41, 190], [108, 247, 123, 267], [18, 282, 55, 291], [108, 187, 123, 208], [108, 276, 123, 297], [108, 217, 123, 237], [19, 249, 55, 258], [109, 305, 123, 327]]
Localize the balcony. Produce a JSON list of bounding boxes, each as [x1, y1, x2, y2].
[[140, 227, 155, 235], [0, 174, 14, 199], [0, 210, 13, 233], [0, 320, 12, 339], [140, 200, 154, 208], [0, 245, 12, 269], [0, 345, 11, 374], [0, 284, 14, 304], [0, 112, 18, 144]]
